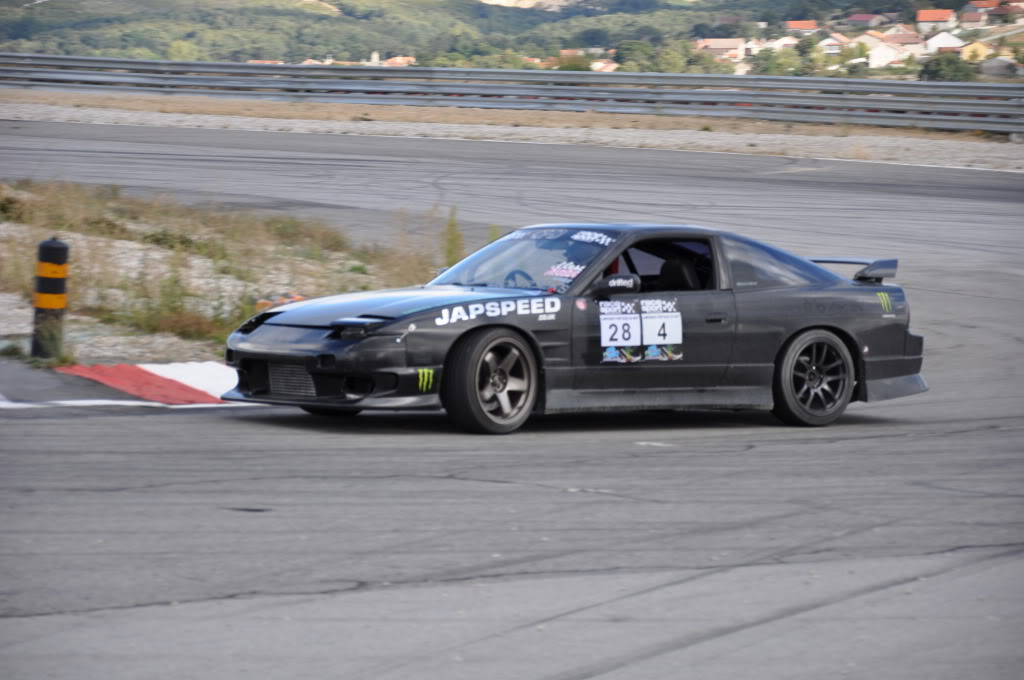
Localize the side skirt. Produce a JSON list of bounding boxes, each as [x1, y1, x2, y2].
[[544, 386, 772, 415]]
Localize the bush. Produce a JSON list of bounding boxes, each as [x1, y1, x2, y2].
[[920, 53, 976, 82]]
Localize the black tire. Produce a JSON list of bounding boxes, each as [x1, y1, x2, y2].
[[772, 329, 855, 427], [442, 328, 538, 434], [300, 406, 362, 417]]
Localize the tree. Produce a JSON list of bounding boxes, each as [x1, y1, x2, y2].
[[167, 40, 205, 62], [632, 25, 665, 44], [576, 28, 610, 47], [442, 206, 465, 267], [795, 35, 817, 57], [919, 53, 976, 81], [558, 55, 592, 71], [654, 47, 685, 73], [747, 47, 800, 75], [846, 61, 869, 77], [615, 40, 656, 65]]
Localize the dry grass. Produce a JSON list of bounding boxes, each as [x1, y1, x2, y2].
[[0, 89, 1005, 143], [0, 181, 444, 341]]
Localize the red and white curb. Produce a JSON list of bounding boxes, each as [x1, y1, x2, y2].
[[0, 361, 257, 410]]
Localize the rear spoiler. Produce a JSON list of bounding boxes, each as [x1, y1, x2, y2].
[[810, 258, 898, 284]]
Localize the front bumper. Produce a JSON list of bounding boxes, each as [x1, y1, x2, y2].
[[222, 326, 443, 410]]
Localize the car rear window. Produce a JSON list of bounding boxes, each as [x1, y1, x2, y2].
[[723, 236, 838, 290]]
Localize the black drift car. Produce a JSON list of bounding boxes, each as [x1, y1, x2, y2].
[[223, 224, 927, 433]]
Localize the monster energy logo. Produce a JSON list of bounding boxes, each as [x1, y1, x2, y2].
[[877, 292, 893, 314], [417, 368, 435, 392]]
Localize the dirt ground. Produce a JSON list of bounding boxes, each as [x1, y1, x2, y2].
[[0, 89, 1005, 143]]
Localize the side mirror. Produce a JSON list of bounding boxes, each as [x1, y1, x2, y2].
[[592, 274, 640, 299]]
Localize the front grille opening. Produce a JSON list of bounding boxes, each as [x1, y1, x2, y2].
[[345, 376, 374, 397], [268, 363, 316, 398]]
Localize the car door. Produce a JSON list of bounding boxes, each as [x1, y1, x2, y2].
[[572, 237, 736, 390]]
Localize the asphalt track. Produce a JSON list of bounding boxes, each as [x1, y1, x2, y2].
[[1, 121, 1023, 679]]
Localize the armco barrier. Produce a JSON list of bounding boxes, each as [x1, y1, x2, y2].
[[1, 53, 1021, 133]]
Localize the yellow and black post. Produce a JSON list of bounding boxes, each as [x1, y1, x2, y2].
[[31, 237, 70, 359]]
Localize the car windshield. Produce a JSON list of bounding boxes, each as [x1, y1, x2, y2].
[[429, 227, 619, 292]]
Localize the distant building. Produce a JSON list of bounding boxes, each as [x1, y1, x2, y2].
[[382, 56, 416, 67], [785, 20, 819, 35], [695, 38, 747, 60], [589, 59, 619, 72], [962, 0, 1002, 12], [961, 41, 995, 60], [817, 33, 852, 56], [959, 12, 990, 29], [846, 14, 886, 28], [917, 9, 958, 33], [926, 31, 966, 53]]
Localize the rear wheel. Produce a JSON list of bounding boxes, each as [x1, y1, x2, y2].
[[300, 406, 362, 417], [442, 328, 538, 434], [772, 329, 854, 427]]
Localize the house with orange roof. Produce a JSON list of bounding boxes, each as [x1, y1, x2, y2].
[[846, 13, 886, 28], [589, 59, 620, 72], [817, 33, 852, 55], [962, 0, 1002, 12], [883, 23, 918, 35], [959, 12, 990, 28], [852, 30, 890, 50], [988, 4, 1024, 18], [785, 20, 819, 35], [695, 37, 747, 60], [764, 35, 800, 50], [917, 9, 958, 32]]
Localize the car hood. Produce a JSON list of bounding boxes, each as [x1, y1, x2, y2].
[[263, 286, 543, 327]]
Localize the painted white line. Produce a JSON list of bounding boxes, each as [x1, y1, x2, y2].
[[137, 361, 236, 399]]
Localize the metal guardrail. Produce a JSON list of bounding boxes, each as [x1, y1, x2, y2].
[[1, 52, 1022, 133]]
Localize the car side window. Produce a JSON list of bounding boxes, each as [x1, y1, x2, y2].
[[613, 239, 714, 293], [622, 238, 712, 292], [724, 236, 833, 290]]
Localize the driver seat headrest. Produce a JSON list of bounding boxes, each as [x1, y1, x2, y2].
[[658, 259, 700, 291]]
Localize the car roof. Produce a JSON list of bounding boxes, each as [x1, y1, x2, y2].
[[520, 223, 732, 237]]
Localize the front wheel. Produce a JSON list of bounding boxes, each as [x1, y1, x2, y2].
[[442, 328, 538, 434], [772, 329, 854, 427]]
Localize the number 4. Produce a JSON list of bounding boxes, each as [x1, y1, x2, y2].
[[657, 323, 667, 340]]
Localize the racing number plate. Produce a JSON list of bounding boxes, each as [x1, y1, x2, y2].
[[600, 314, 640, 347], [641, 312, 683, 345]]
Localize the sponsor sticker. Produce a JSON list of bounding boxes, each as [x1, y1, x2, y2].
[[607, 276, 635, 289], [570, 230, 615, 247], [877, 291, 893, 314], [602, 347, 643, 363], [417, 368, 435, 392], [544, 261, 585, 280], [434, 297, 562, 326], [506, 228, 568, 241]]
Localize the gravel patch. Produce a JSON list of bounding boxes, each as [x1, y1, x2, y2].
[[0, 292, 220, 364], [2, 102, 1022, 172]]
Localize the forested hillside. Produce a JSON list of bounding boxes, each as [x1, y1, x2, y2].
[[0, 0, 960, 64]]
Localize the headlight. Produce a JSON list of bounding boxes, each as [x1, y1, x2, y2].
[[236, 311, 281, 334]]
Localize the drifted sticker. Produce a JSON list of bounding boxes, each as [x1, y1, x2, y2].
[[435, 298, 562, 326]]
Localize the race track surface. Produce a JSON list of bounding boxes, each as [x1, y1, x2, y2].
[[1, 121, 1022, 679]]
